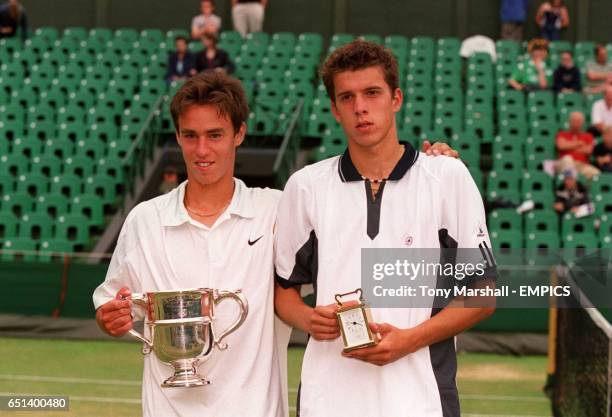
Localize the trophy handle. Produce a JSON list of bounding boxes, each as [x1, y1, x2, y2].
[[124, 292, 154, 354], [211, 289, 248, 350]]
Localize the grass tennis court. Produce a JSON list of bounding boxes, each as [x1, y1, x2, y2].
[[0, 337, 551, 417]]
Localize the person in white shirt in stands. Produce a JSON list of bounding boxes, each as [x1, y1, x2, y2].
[[590, 85, 612, 137], [191, 0, 221, 40], [93, 70, 459, 417], [585, 44, 612, 94], [274, 40, 496, 417]]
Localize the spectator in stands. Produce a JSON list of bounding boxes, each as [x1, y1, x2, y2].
[[554, 111, 600, 179], [159, 165, 179, 194], [554, 169, 589, 214], [585, 44, 612, 94], [536, 0, 569, 41], [508, 38, 551, 92], [195, 33, 235, 74], [593, 126, 612, 172], [500, 0, 530, 41], [0, 0, 28, 41], [590, 85, 612, 136], [553, 51, 582, 93], [165, 36, 196, 84], [232, 0, 267, 38], [191, 0, 221, 40]]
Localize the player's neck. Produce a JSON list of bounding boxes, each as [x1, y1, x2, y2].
[[349, 137, 404, 181], [184, 177, 235, 226]]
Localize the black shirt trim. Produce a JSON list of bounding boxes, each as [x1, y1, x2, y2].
[[338, 141, 419, 182]]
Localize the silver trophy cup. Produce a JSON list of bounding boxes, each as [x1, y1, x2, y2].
[[126, 288, 248, 388]]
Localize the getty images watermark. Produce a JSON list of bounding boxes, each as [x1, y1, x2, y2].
[[361, 248, 612, 309]]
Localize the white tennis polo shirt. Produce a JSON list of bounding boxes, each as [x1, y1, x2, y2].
[[93, 179, 288, 417], [274, 143, 495, 417]]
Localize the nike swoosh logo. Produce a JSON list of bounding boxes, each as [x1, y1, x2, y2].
[[248, 235, 263, 246]]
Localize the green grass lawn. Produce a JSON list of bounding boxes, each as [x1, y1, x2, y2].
[[0, 337, 552, 417]]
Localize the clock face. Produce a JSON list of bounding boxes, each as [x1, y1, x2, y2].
[[339, 307, 372, 348]]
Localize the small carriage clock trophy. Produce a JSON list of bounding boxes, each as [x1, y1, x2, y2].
[[335, 288, 378, 352]]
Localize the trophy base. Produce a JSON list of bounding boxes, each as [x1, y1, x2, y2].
[[161, 375, 210, 388], [162, 368, 211, 388]]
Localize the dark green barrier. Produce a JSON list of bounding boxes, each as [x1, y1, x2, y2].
[[473, 309, 549, 333], [0, 261, 107, 318], [0, 262, 65, 316], [62, 263, 107, 318]]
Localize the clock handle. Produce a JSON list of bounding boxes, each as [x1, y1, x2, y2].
[[334, 288, 364, 306]]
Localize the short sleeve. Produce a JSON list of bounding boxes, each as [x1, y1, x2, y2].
[[274, 169, 318, 289]]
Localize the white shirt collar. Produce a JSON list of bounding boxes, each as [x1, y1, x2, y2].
[[161, 178, 254, 227]]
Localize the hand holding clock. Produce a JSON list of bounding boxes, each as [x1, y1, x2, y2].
[[342, 322, 426, 366]]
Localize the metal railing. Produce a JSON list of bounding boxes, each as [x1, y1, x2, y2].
[[273, 99, 304, 188], [121, 94, 166, 198]]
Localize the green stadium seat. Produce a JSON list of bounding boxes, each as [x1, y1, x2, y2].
[[489, 208, 522, 231], [43, 48, 68, 67], [72, 195, 105, 229], [487, 170, 521, 204], [522, 171, 553, 195], [329, 33, 354, 50], [38, 239, 74, 262], [549, 40, 572, 55], [107, 138, 132, 159], [0, 173, 14, 195], [525, 210, 558, 234], [451, 132, 479, 155], [1, 238, 38, 262], [297, 32, 323, 51], [34, 27, 59, 43], [30, 154, 63, 177], [0, 153, 29, 176], [57, 104, 86, 125], [599, 214, 612, 240], [13, 49, 39, 68], [561, 213, 597, 237], [0, 209, 19, 242], [0, 37, 21, 55], [525, 230, 560, 250], [563, 232, 599, 249], [591, 174, 612, 196], [19, 212, 54, 240], [38, 89, 67, 109], [11, 86, 38, 109], [493, 135, 522, 157], [11, 138, 41, 159], [55, 213, 90, 248], [165, 27, 189, 42], [0, 103, 25, 123], [50, 174, 82, 198], [27, 120, 56, 141], [84, 174, 117, 208], [2, 193, 35, 217], [27, 103, 56, 125], [140, 28, 163, 43], [594, 193, 612, 217], [75, 139, 106, 160], [492, 152, 524, 176], [63, 156, 96, 178], [63, 27, 87, 41], [490, 229, 523, 249], [115, 28, 140, 43], [36, 194, 69, 218], [16, 173, 49, 197], [0, 119, 25, 141]]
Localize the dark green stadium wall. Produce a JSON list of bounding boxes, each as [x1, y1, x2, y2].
[[22, 0, 611, 43]]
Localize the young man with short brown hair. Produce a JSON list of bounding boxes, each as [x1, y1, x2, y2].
[[274, 40, 496, 417]]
